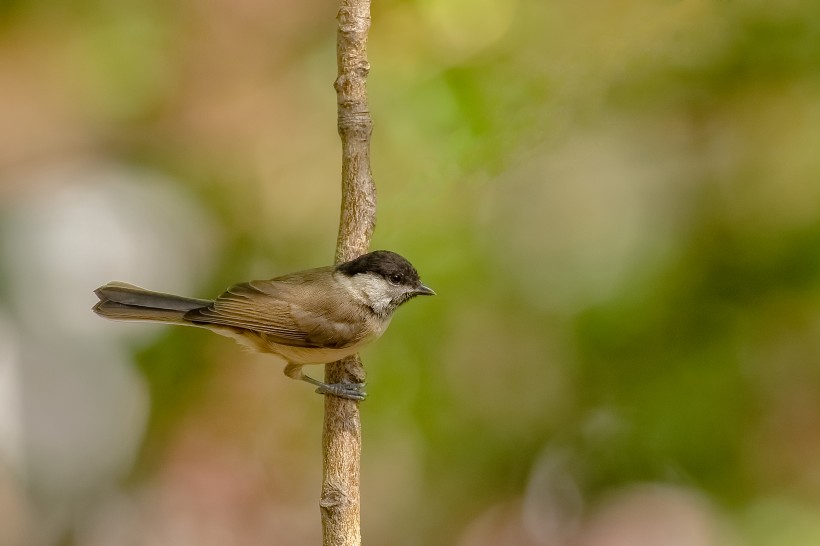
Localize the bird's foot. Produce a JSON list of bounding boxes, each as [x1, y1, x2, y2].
[[315, 381, 367, 401]]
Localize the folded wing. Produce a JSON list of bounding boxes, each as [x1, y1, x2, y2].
[[184, 275, 361, 349]]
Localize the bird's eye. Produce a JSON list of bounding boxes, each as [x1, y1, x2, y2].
[[388, 273, 402, 285]]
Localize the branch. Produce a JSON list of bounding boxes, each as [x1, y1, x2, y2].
[[321, 1, 374, 545]]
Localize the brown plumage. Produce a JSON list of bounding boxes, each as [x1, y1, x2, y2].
[[93, 251, 434, 400]]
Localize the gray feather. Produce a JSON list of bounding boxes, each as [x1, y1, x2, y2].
[[93, 282, 211, 324]]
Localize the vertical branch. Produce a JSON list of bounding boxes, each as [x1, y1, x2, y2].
[[322, 1, 374, 546]]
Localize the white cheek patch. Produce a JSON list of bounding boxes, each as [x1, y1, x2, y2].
[[357, 274, 394, 313], [337, 272, 400, 316]]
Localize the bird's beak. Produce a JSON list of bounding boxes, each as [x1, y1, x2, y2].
[[414, 283, 436, 296]]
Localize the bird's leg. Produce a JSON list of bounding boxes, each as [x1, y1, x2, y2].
[[284, 362, 366, 401]]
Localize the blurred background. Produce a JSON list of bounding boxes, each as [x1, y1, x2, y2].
[[1, 0, 819, 544]]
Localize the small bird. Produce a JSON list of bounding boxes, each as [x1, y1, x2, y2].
[[93, 250, 434, 400]]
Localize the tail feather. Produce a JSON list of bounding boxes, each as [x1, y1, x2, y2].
[[93, 282, 212, 324]]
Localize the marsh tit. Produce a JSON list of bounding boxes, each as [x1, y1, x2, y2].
[[93, 250, 434, 400]]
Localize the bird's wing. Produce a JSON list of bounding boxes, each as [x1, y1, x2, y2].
[[184, 272, 360, 349]]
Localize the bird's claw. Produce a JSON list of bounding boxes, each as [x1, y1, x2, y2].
[[315, 382, 367, 401]]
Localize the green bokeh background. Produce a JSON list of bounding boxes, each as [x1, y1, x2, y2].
[[1, 0, 820, 544]]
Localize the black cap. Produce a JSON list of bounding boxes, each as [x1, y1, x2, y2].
[[336, 250, 421, 287]]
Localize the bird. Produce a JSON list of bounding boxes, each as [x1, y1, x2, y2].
[[92, 250, 434, 400]]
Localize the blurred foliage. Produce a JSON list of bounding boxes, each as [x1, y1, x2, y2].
[[2, 0, 820, 545]]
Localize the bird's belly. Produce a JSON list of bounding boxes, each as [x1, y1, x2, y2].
[[265, 343, 363, 365]]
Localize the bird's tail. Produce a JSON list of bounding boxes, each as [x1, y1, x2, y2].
[[93, 281, 212, 324]]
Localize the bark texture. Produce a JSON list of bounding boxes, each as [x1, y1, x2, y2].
[[322, 1, 374, 545]]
